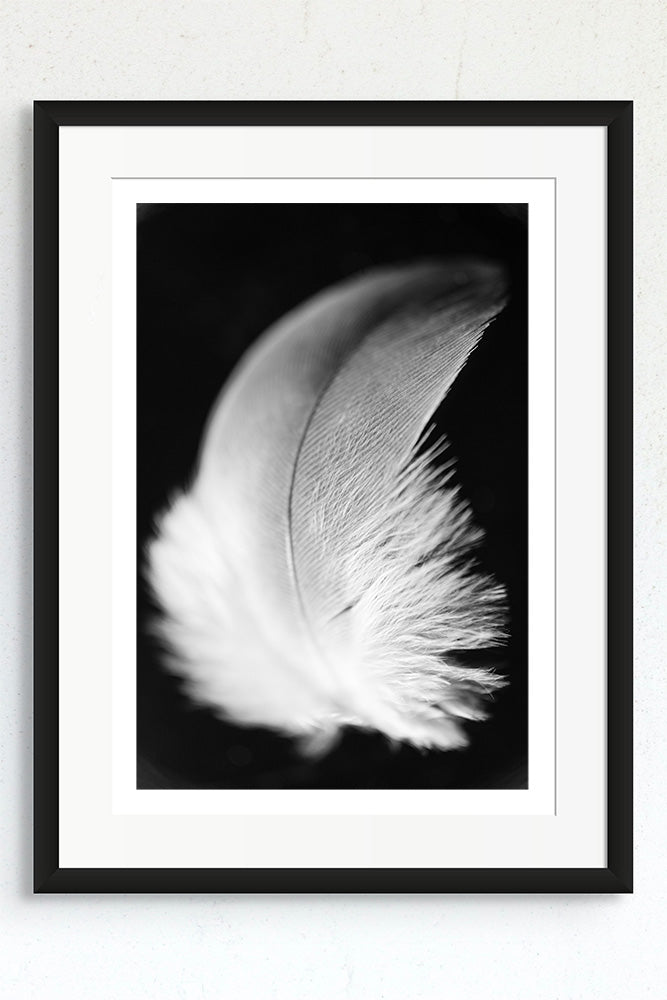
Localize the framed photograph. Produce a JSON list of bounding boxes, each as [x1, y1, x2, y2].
[[34, 101, 632, 892]]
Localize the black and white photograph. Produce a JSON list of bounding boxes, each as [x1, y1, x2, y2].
[[137, 202, 528, 791], [33, 102, 632, 898]]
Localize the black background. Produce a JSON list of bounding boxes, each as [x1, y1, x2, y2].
[[137, 203, 528, 790]]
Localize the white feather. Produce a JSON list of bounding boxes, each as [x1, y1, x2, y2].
[[147, 259, 509, 752]]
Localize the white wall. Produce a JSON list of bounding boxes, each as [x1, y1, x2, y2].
[[1, 2, 664, 997]]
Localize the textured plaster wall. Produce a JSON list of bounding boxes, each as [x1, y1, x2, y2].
[[1, 2, 664, 997]]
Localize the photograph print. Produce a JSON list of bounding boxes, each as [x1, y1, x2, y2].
[[137, 202, 528, 791]]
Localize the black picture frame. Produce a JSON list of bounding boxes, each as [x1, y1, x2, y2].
[[34, 100, 633, 893]]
